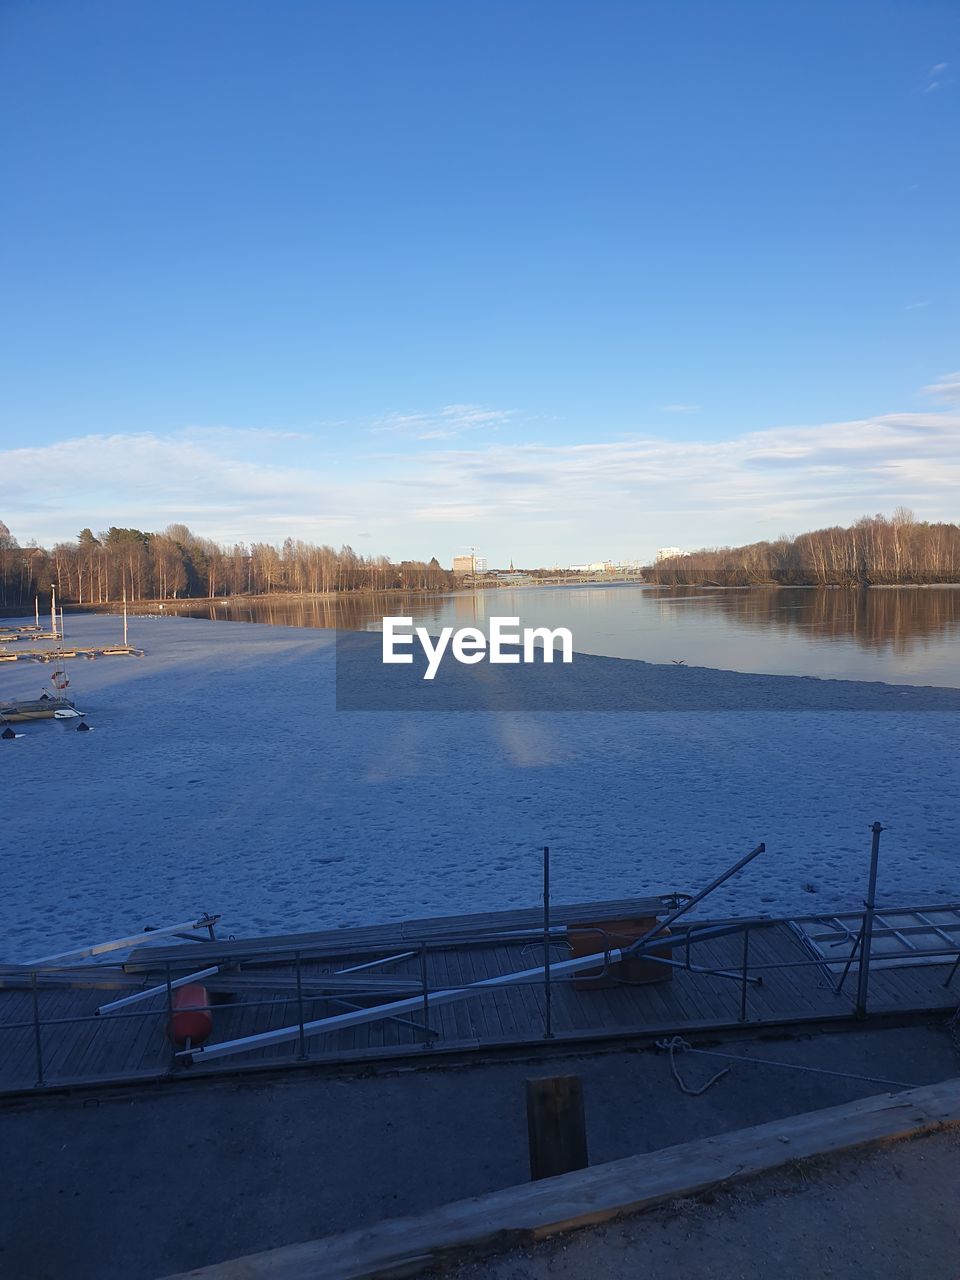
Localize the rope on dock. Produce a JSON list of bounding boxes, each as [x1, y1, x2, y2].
[[657, 1036, 730, 1095], [656, 1036, 920, 1093]]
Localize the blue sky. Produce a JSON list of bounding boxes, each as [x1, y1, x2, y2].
[[1, 1, 958, 565]]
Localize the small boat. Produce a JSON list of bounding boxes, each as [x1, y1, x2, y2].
[[0, 695, 81, 722]]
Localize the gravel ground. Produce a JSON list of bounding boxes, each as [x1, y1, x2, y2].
[[449, 1126, 960, 1280]]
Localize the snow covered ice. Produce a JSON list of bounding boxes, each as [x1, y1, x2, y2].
[[1, 614, 958, 959]]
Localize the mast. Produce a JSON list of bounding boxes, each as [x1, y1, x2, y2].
[[50, 583, 57, 637], [123, 588, 128, 646]]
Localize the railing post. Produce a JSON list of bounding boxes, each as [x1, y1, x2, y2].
[[164, 962, 175, 1069], [739, 927, 750, 1022], [420, 943, 432, 1049], [295, 951, 307, 1060], [855, 822, 884, 1018], [543, 845, 553, 1040], [31, 970, 44, 1087]]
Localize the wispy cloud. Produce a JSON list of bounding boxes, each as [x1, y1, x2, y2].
[[903, 301, 930, 311], [370, 403, 514, 440], [921, 370, 960, 403], [2, 388, 959, 562], [924, 60, 948, 92], [180, 425, 313, 443], [660, 403, 700, 414]]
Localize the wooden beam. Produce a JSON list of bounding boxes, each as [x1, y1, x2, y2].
[[160, 1077, 960, 1280], [526, 1075, 588, 1180]]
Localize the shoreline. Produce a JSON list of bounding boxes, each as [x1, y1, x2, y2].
[[8, 578, 957, 620]]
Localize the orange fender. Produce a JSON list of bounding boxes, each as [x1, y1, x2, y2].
[[168, 983, 213, 1047]]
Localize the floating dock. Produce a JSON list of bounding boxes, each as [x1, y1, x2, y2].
[[1, 895, 958, 1096], [0, 644, 143, 663], [0, 628, 61, 643]]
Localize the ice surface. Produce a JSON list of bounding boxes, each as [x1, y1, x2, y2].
[[1, 614, 958, 959]]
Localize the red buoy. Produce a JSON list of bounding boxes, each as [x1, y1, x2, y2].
[[168, 983, 213, 1047]]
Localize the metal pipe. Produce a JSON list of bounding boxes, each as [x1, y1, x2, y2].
[[856, 822, 884, 1017], [336, 951, 417, 975], [419, 943, 431, 1049], [739, 928, 750, 1021], [543, 845, 553, 1040], [31, 971, 44, 1087], [177, 845, 769, 1066], [295, 951, 306, 1060], [96, 966, 221, 1015], [643, 954, 762, 985], [25, 914, 222, 968], [625, 842, 766, 955], [178, 920, 762, 1064], [164, 963, 175, 1070], [832, 923, 863, 995]]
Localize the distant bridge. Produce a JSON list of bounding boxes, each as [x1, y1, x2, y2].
[[464, 572, 647, 588]]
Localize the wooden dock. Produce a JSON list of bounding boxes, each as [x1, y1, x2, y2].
[[1, 897, 959, 1096], [0, 644, 143, 662]]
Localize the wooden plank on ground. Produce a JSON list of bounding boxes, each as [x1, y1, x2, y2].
[[161, 1077, 960, 1280]]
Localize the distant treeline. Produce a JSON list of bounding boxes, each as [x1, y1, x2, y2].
[[0, 520, 456, 606], [647, 511, 960, 587]]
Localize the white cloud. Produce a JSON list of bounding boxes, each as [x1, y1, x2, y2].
[[922, 371, 960, 403], [2, 397, 959, 564], [370, 403, 514, 440], [660, 403, 700, 414]]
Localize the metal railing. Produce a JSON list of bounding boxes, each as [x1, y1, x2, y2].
[[3, 907, 959, 1093]]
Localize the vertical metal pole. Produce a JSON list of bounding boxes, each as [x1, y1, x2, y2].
[[295, 951, 306, 1060], [164, 962, 175, 1068], [31, 971, 44, 1087], [855, 822, 884, 1018], [420, 943, 431, 1049], [543, 845, 553, 1039], [739, 927, 750, 1022]]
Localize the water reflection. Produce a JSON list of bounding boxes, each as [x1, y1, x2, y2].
[[129, 584, 960, 686], [651, 586, 960, 654]]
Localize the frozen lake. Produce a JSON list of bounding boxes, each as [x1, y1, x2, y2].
[[1, 613, 958, 958], [159, 583, 960, 688]]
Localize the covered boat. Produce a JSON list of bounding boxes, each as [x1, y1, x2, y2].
[[0, 695, 80, 722]]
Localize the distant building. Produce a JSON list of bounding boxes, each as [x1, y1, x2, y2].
[[655, 547, 686, 562], [568, 560, 614, 573], [452, 554, 488, 576]]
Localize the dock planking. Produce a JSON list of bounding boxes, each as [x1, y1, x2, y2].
[[2, 900, 959, 1096]]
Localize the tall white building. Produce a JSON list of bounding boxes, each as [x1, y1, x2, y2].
[[452, 554, 488, 575], [655, 546, 686, 562]]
